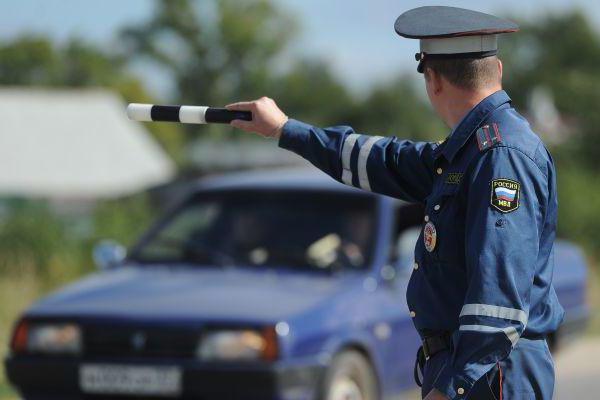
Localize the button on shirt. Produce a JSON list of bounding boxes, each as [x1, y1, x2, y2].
[[278, 90, 564, 399]]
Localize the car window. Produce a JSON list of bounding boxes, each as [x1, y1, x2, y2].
[[395, 227, 422, 272], [389, 203, 424, 273], [131, 190, 377, 272]]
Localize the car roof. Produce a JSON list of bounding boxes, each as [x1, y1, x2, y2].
[[193, 167, 376, 195]]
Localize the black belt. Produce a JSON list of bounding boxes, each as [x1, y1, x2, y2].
[[414, 331, 452, 387], [423, 332, 452, 360]]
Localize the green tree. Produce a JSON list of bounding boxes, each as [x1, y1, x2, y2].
[[348, 76, 445, 140], [120, 0, 438, 141], [502, 12, 600, 166], [501, 11, 600, 255], [0, 37, 60, 85], [121, 0, 296, 137], [0, 36, 185, 162]]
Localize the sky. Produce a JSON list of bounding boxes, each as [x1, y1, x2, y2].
[[2, 0, 600, 95]]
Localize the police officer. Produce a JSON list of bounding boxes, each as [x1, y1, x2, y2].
[[226, 6, 564, 400]]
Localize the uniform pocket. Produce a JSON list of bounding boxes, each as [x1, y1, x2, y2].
[[425, 189, 464, 264]]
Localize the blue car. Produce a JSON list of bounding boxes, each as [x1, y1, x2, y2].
[[5, 168, 589, 400]]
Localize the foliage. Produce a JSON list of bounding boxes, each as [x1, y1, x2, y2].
[[0, 195, 152, 280], [500, 11, 600, 254], [269, 60, 357, 127], [0, 196, 153, 397], [0, 36, 186, 163], [1, 4, 599, 396], [0, 201, 82, 279], [555, 165, 600, 252], [121, 0, 296, 139], [0, 3, 597, 273], [349, 77, 446, 140], [92, 194, 155, 247], [502, 12, 600, 162]]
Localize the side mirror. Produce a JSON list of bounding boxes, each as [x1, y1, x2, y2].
[[380, 264, 397, 282], [93, 240, 126, 270]]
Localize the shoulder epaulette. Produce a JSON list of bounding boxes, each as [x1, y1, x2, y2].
[[475, 123, 502, 151]]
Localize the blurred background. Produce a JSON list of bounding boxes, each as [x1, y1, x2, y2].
[[0, 0, 599, 398]]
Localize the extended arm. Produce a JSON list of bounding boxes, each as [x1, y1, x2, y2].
[[227, 97, 437, 202]]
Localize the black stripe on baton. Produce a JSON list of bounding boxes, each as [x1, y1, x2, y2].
[[151, 105, 181, 122], [206, 108, 252, 123]]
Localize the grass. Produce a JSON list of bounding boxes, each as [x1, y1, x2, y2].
[[0, 270, 42, 399]]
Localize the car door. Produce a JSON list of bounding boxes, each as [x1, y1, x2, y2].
[[376, 203, 424, 395]]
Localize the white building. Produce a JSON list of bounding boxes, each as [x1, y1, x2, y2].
[[0, 88, 175, 199]]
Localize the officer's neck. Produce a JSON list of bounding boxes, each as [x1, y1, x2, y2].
[[443, 85, 502, 130]]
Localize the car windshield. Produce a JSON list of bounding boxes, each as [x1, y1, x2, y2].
[[131, 190, 376, 272]]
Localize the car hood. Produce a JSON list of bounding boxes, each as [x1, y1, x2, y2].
[[27, 265, 363, 324]]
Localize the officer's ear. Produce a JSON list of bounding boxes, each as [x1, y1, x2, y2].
[[497, 58, 503, 82], [424, 67, 444, 96]]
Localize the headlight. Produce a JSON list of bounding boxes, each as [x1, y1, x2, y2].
[[197, 328, 278, 361], [12, 321, 82, 355]]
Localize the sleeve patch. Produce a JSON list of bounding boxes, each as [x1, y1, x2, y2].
[[491, 178, 520, 213]]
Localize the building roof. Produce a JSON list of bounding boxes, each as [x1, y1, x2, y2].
[[0, 88, 175, 199]]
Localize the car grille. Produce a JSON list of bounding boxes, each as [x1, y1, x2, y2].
[[83, 324, 200, 359]]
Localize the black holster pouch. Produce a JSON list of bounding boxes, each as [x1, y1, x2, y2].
[[413, 331, 452, 388], [414, 345, 426, 387]]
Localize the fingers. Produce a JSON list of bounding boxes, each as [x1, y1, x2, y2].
[[226, 101, 255, 111], [230, 119, 255, 132], [226, 97, 273, 110]]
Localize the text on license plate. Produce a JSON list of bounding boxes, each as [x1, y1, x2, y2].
[[80, 364, 182, 396]]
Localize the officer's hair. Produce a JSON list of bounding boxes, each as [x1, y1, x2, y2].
[[424, 56, 501, 91]]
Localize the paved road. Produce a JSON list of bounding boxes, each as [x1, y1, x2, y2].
[[554, 337, 600, 399]]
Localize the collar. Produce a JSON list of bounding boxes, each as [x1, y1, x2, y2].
[[434, 90, 511, 162]]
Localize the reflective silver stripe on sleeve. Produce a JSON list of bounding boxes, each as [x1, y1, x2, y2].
[[459, 324, 520, 346], [341, 134, 360, 186], [460, 304, 528, 326], [357, 136, 384, 191]]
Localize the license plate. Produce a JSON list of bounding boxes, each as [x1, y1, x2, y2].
[[80, 364, 182, 396]]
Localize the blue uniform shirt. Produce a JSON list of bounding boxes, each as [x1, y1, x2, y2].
[[278, 90, 564, 399]]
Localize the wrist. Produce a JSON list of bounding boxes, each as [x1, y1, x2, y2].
[[270, 116, 289, 139]]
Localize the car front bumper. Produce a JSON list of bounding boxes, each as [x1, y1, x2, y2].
[[5, 355, 326, 400]]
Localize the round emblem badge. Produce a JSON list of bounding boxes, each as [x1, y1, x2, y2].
[[423, 221, 437, 252]]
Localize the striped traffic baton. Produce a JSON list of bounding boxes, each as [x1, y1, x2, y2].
[[127, 104, 252, 124]]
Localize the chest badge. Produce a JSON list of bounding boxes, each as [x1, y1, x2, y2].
[[423, 221, 437, 252], [445, 172, 463, 185], [491, 178, 521, 213]]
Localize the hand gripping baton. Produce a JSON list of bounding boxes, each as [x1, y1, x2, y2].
[[127, 103, 252, 124]]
